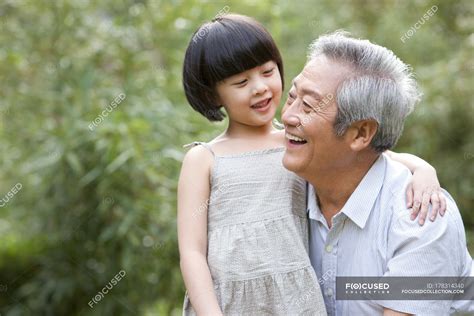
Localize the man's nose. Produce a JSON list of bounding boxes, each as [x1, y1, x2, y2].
[[281, 100, 301, 127]]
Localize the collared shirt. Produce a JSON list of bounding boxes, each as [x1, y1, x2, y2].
[[307, 154, 473, 315]]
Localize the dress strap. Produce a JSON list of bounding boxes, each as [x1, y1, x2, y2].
[[183, 141, 215, 157]]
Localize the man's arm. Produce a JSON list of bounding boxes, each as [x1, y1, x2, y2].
[[378, 192, 465, 314]]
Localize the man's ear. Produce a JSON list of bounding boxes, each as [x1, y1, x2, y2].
[[346, 120, 379, 151]]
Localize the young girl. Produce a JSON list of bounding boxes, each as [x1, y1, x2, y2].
[[178, 14, 445, 315]]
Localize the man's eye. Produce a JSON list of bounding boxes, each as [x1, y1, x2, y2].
[[303, 101, 314, 112], [286, 93, 295, 103]]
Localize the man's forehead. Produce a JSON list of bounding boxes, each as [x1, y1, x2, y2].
[[292, 60, 332, 94], [296, 56, 352, 90], [291, 75, 323, 100], [304, 57, 341, 77], [294, 59, 331, 85]]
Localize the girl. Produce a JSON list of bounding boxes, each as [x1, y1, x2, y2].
[[178, 14, 445, 315]]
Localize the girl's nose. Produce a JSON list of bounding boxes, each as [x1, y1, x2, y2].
[[252, 81, 268, 95]]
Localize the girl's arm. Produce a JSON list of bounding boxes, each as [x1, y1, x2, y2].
[[386, 150, 446, 225], [177, 146, 223, 316]]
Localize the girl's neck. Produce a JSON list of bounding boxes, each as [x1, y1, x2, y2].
[[224, 120, 276, 139]]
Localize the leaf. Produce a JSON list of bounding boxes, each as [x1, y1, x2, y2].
[[65, 153, 84, 174], [105, 149, 133, 174]]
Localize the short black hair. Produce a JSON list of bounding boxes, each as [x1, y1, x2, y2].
[[182, 14, 284, 121]]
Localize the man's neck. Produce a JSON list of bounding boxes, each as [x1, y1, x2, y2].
[[307, 154, 379, 228]]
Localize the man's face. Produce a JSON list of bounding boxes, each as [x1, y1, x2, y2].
[[281, 55, 353, 177]]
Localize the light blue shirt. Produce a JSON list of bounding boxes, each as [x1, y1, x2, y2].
[[307, 154, 473, 315]]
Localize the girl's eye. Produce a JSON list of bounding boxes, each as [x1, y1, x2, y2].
[[263, 68, 274, 75], [233, 79, 247, 86]]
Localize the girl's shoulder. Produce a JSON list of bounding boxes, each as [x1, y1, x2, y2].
[[181, 142, 214, 172], [183, 141, 216, 157]]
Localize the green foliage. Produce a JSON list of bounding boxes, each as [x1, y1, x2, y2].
[[0, 0, 472, 314]]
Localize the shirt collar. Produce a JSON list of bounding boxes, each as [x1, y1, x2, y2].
[[307, 154, 387, 229], [307, 183, 325, 223]]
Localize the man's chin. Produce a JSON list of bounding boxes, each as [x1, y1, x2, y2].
[[282, 152, 301, 173]]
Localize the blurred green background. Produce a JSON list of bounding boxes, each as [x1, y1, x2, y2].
[[0, 0, 472, 315]]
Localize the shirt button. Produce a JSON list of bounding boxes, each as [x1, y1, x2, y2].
[[325, 245, 333, 253], [326, 288, 333, 297]]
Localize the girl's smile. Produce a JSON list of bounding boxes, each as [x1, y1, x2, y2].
[[251, 97, 272, 112]]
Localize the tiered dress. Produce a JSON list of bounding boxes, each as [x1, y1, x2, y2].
[[182, 143, 326, 315]]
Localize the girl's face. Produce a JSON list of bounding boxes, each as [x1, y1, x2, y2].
[[215, 61, 282, 127]]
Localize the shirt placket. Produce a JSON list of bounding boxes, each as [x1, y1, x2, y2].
[[321, 213, 345, 316]]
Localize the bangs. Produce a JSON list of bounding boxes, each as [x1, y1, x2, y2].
[[202, 15, 282, 86]]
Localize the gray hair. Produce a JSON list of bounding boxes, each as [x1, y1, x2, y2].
[[308, 31, 422, 152]]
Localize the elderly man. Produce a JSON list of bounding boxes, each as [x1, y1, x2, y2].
[[281, 32, 473, 315]]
